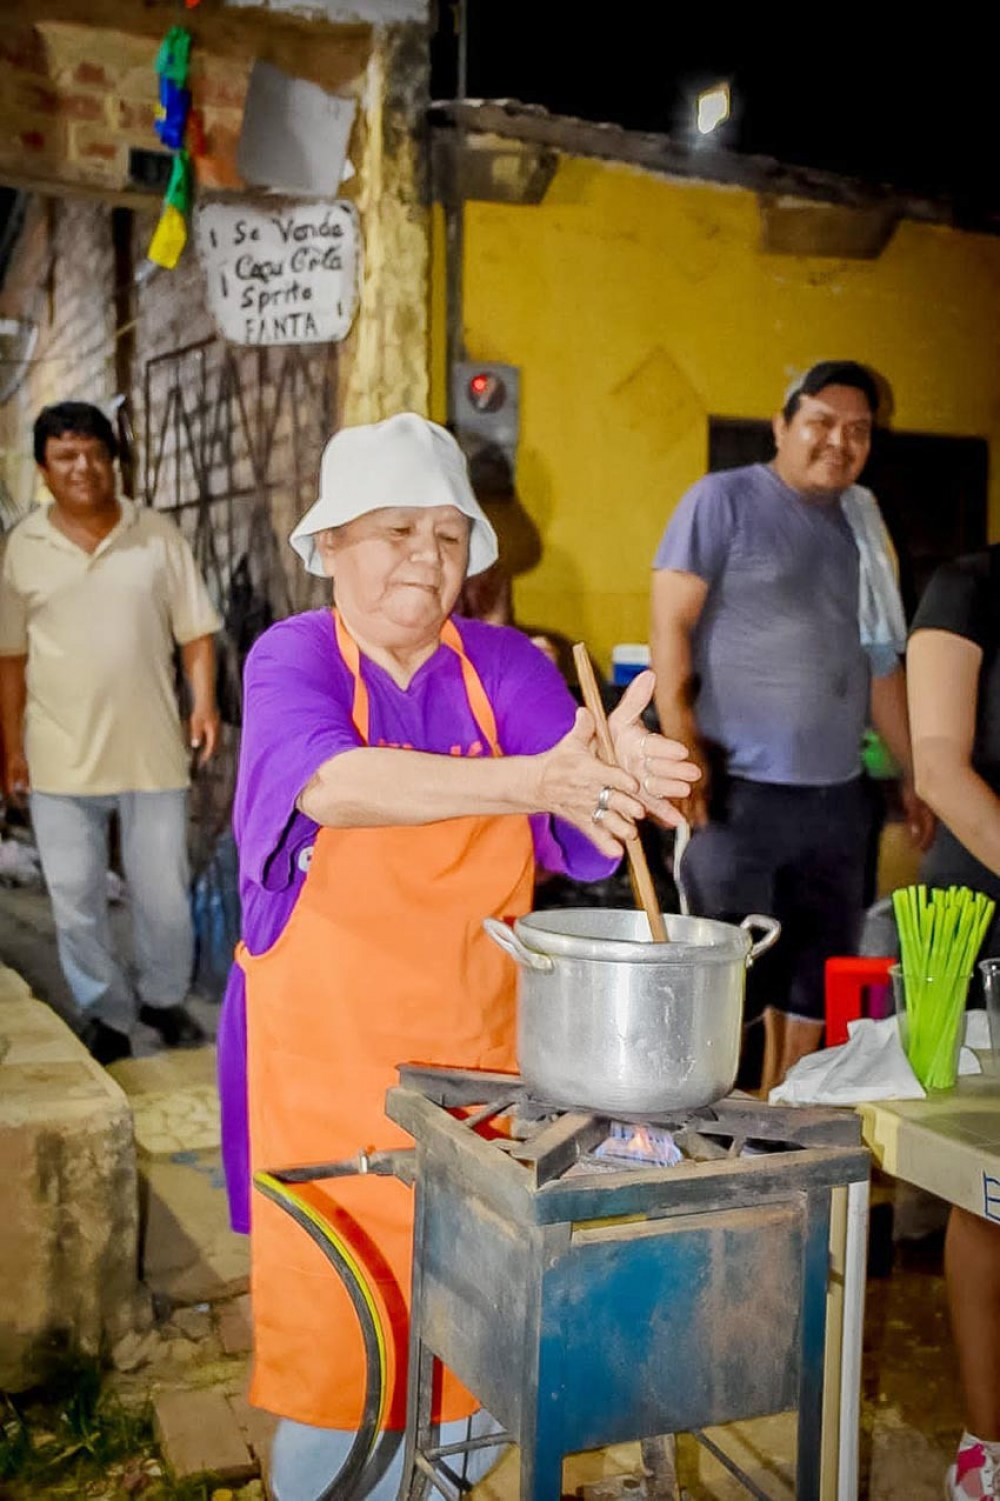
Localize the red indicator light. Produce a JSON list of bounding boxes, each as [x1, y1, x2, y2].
[[466, 370, 506, 412]]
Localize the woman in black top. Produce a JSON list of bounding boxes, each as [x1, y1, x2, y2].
[[914, 548, 1000, 923], [908, 546, 1000, 1500]]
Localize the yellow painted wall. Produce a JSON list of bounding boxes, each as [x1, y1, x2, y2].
[[432, 156, 1000, 671]]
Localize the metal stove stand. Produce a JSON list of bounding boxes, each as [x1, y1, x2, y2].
[[387, 1066, 870, 1501]]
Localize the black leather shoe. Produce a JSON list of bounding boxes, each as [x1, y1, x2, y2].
[[138, 1004, 206, 1049], [81, 1018, 133, 1065]]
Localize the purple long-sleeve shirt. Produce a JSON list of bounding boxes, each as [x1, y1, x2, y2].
[[218, 611, 618, 1230]]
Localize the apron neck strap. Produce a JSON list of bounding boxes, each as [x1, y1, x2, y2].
[[333, 609, 369, 741], [332, 610, 501, 756], [439, 618, 500, 756]]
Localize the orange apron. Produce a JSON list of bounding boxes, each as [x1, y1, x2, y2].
[[239, 610, 534, 1430]]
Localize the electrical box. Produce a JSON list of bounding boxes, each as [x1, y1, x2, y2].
[[451, 361, 520, 468]]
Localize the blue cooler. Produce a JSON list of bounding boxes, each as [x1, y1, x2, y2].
[[611, 643, 651, 686]]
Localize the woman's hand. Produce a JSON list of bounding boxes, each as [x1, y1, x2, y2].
[[608, 670, 702, 827], [533, 709, 647, 858]]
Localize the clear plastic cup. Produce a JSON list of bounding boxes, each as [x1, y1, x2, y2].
[[977, 958, 1000, 1078], [889, 964, 971, 1091]]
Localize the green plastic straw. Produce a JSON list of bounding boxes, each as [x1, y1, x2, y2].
[[892, 884, 995, 1088]]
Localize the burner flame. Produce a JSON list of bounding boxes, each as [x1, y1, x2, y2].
[[624, 1126, 657, 1160], [594, 1121, 683, 1169]]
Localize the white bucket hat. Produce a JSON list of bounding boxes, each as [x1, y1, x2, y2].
[[289, 412, 499, 578]]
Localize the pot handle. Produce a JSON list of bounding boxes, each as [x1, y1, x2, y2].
[[741, 914, 781, 967], [482, 917, 555, 973]]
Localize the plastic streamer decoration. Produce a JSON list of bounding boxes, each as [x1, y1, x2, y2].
[[148, 27, 194, 270]]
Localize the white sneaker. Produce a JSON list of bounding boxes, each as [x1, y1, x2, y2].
[[947, 1437, 1000, 1499]]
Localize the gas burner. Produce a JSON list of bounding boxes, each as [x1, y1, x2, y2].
[[396, 1062, 861, 1190], [388, 1059, 870, 1501]]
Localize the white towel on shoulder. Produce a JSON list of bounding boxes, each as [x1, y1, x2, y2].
[[839, 484, 907, 672]]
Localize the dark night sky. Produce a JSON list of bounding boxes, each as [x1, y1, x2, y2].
[[432, 6, 996, 211]]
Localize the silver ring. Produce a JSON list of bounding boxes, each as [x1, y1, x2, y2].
[[597, 785, 612, 812], [592, 806, 607, 824], [643, 773, 653, 794]]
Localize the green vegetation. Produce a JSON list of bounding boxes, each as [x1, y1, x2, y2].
[[0, 1362, 223, 1499]]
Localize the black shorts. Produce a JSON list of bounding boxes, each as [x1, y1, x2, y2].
[[680, 776, 871, 1025]]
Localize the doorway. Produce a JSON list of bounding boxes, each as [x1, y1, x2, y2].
[[707, 419, 989, 613]]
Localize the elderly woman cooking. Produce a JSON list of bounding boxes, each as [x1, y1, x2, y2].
[[217, 413, 699, 1501]]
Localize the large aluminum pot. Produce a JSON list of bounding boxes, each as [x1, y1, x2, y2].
[[483, 908, 780, 1115]]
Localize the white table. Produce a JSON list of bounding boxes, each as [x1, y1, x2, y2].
[[858, 1071, 1000, 1224]]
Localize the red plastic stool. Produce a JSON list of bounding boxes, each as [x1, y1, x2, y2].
[[824, 956, 895, 1045]]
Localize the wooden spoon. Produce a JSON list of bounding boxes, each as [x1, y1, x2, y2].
[[572, 643, 669, 943]]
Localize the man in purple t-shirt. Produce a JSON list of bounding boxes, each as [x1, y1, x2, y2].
[[651, 361, 932, 1092]]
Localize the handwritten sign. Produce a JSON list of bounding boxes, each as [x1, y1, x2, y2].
[[195, 200, 360, 346]]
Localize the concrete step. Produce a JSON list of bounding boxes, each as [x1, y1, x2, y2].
[[152, 1384, 274, 1486], [109, 1046, 249, 1305], [0, 964, 139, 1390]]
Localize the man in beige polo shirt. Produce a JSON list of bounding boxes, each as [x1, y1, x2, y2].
[[0, 402, 221, 1064]]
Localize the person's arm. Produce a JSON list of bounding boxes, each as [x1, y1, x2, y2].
[[299, 679, 700, 861], [650, 568, 710, 825], [869, 665, 912, 775], [870, 664, 935, 849], [300, 716, 642, 859], [160, 517, 222, 764], [907, 627, 1000, 874], [180, 634, 221, 766], [0, 654, 29, 800]]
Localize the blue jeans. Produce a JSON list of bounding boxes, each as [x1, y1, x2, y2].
[[30, 790, 193, 1034], [270, 1411, 504, 1501]]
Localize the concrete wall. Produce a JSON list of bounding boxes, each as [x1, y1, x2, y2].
[[437, 156, 1000, 670], [0, 966, 139, 1391], [341, 22, 431, 425]]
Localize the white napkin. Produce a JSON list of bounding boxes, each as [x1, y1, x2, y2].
[[769, 1011, 989, 1106]]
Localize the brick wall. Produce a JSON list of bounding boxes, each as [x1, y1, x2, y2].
[[0, 190, 332, 586], [0, 192, 315, 851], [0, 196, 116, 520], [0, 5, 374, 199], [0, 3, 430, 573], [126, 204, 332, 623], [0, 4, 430, 863], [0, 17, 251, 197]]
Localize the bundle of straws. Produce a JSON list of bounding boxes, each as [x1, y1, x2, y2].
[[891, 884, 995, 1089]]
